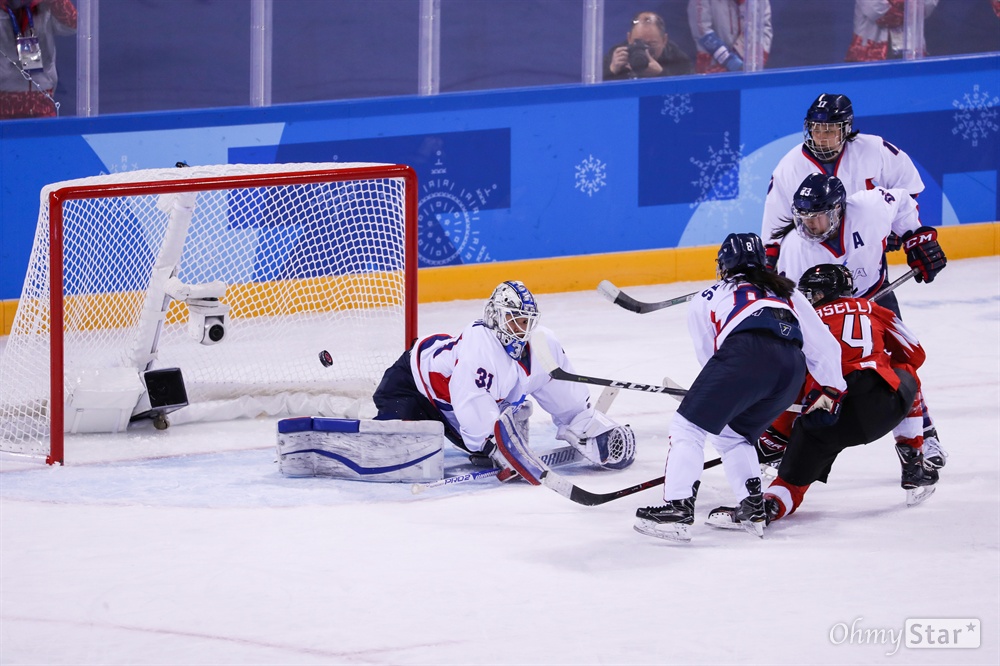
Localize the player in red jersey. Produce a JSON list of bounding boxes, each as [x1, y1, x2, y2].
[[707, 263, 936, 529]]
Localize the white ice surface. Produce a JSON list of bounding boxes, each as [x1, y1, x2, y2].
[[1, 257, 998, 665]]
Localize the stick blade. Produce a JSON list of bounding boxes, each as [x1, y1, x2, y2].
[[597, 280, 621, 303]]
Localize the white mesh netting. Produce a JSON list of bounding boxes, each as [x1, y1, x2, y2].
[[0, 162, 415, 458]]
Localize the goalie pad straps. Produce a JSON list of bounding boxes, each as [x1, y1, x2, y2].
[[493, 408, 549, 486]]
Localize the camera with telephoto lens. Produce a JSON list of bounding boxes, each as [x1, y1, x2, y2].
[[627, 39, 651, 73]]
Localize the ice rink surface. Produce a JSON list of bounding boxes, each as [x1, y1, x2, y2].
[[2, 257, 998, 665]]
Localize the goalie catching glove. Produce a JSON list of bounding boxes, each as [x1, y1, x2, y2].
[[901, 226, 947, 283], [556, 409, 636, 470]]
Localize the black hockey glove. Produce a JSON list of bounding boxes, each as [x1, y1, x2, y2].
[[902, 226, 947, 283], [756, 427, 788, 467], [800, 386, 845, 430], [764, 243, 780, 272], [885, 232, 903, 252]]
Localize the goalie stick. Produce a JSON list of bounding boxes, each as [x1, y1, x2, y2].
[[411, 384, 616, 495], [411, 445, 582, 494], [599, 268, 918, 316]]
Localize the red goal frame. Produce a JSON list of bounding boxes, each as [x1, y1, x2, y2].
[[44, 164, 418, 465]]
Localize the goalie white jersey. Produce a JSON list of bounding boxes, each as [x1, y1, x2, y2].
[[775, 187, 922, 297], [410, 322, 597, 452], [762, 133, 924, 246]]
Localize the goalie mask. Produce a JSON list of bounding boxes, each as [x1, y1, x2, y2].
[[792, 173, 847, 244], [717, 232, 766, 280], [798, 263, 854, 306], [803, 93, 855, 161], [484, 281, 540, 359]]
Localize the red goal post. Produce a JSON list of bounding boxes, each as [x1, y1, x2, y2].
[[0, 162, 418, 465]]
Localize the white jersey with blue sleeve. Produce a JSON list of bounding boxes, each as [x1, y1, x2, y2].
[[762, 133, 924, 246], [775, 187, 921, 297], [687, 280, 846, 392], [409, 322, 597, 452]]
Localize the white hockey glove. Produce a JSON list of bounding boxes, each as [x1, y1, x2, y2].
[[558, 410, 636, 470]]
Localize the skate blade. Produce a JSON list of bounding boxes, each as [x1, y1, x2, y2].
[[742, 519, 765, 539], [906, 485, 936, 507], [633, 518, 691, 543], [705, 508, 744, 531]]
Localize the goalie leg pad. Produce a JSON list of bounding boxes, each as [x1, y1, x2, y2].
[[276, 418, 444, 483], [493, 408, 548, 486]]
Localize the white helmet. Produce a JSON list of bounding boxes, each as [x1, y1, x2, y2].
[[483, 281, 540, 359]]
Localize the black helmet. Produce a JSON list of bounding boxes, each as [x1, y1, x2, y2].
[[792, 173, 847, 243], [717, 232, 766, 279], [798, 263, 854, 306], [803, 93, 854, 161]]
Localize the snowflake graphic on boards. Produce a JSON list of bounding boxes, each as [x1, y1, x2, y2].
[[688, 131, 762, 224], [415, 151, 495, 266], [952, 84, 999, 148], [660, 93, 693, 123], [575, 154, 607, 197]]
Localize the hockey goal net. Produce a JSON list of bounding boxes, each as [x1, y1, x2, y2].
[[0, 162, 417, 464]]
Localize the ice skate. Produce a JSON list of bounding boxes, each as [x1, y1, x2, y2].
[[634, 482, 699, 543], [734, 478, 767, 538], [895, 440, 937, 507], [921, 428, 948, 470]]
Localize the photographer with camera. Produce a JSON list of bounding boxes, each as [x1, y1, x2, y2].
[[603, 11, 693, 81]]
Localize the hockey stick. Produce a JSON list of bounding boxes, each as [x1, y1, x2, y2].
[[599, 266, 917, 316], [411, 445, 582, 494], [871, 268, 918, 301], [598, 280, 696, 314], [541, 457, 723, 507]]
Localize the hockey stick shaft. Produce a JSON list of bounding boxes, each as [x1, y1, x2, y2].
[[598, 280, 696, 314], [542, 457, 723, 507], [871, 268, 918, 301], [410, 445, 581, 494], [549, 366, 688, 398]]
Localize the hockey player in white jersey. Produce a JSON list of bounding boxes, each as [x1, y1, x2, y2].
[[633, 233, 846, 543], [761, 93, 923, 274], [373, 281, 635, 484], [772, 173, 948, 477]]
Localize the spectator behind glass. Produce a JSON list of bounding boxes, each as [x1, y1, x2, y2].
[[604, 11, 693, 80], [845, 0, 939, 61], [1, 0, 76, 119], [688, 0, 772, 74]]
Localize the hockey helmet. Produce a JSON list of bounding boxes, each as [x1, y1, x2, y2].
[[484, 280, 540, 359], [717, 232, 767, 279], [803, 93, 854, 161], [798, 263, 854, 306], [792, 173, 847, 243]]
